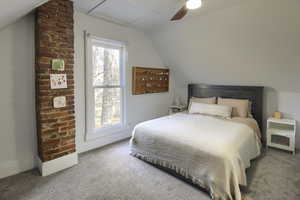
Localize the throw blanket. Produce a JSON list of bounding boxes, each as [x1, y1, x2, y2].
[[130, 113, 261, 200]]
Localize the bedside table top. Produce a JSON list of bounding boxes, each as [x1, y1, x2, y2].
[[268, 118, 296, 125]]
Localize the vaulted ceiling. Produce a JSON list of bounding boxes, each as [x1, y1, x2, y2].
[[0, 0, 243, 32], [74, 0, 243, 32], [74, 0, 184, 30], [0, 0, 48, 30]]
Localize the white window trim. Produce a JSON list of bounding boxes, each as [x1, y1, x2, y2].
[[85, 32, 128, 141]]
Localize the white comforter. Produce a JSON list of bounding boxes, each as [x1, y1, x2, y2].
[[130, 113, 261, 200]]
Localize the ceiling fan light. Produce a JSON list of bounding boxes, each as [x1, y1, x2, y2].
[[186, 0, 202, 10]]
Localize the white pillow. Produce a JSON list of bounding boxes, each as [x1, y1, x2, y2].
[[189, 102, 233, 118]]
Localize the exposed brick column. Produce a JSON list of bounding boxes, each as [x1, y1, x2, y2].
[[35, 0, 76, 162]]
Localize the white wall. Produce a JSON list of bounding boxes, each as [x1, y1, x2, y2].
[[0, 14, 37, 179], [149, 0, 300, 147], [0, 11, 172, 178], [0, 0, 47, 31], [74, 11, 173, 152]]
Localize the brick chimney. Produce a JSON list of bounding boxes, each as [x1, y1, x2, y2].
[[35, 0, 77, 176]]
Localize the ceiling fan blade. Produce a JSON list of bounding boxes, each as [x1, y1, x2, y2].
[[171, 5, 188, 21]]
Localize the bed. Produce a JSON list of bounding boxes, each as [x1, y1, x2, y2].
[[130, 84, 264, 200]]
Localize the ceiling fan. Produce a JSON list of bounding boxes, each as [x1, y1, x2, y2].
[[171, 0, 202, 21]]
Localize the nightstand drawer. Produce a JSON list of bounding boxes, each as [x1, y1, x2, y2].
[[267, 130, 294, 137]]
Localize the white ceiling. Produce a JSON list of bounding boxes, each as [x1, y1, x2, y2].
[[74, 0, 244, 31], [0, 0, 244, 32], [74, 0, 185, 30], [0, 0, 48, 30]]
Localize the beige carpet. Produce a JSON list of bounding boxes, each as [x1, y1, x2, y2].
[[0, 140, 299, 200]]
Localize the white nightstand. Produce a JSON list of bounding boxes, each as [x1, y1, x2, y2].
[[267, 118, 296, 154]]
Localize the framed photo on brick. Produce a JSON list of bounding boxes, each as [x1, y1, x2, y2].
[[53, 96, 66, 108], [52, 59, 65, 71], [50, 74, 67, 89]]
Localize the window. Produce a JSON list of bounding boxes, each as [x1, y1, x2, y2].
[[86, 34, 126, 139]]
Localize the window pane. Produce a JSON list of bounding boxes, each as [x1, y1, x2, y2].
[[92, 45, 120, 86], [94, 88, 121, 129]]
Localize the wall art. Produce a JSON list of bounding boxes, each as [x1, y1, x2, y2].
[[52, 59, 65, 71], [53, 96, 66, 108], [50, 74, 67, 89]]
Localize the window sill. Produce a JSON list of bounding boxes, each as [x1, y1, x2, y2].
[[85, 125, 130, 141]]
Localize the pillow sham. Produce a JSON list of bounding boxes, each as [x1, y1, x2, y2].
[[189, 102, 232, 119], [190, 97, 217, 104], [188, 97, 217, 113], [218, 98, 249, 118]]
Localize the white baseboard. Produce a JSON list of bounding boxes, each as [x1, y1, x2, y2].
[[77, 128, 132, 154], [37, 152, 78, 176], [1, 130, 131, 179]]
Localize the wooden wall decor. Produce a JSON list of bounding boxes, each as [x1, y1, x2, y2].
[[132, 67, 169, 95]]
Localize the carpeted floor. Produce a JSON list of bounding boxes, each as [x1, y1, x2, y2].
[[0, 139, 300, 200]]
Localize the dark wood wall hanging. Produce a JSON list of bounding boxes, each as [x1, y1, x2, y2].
[[132, 67, 169, 95]]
